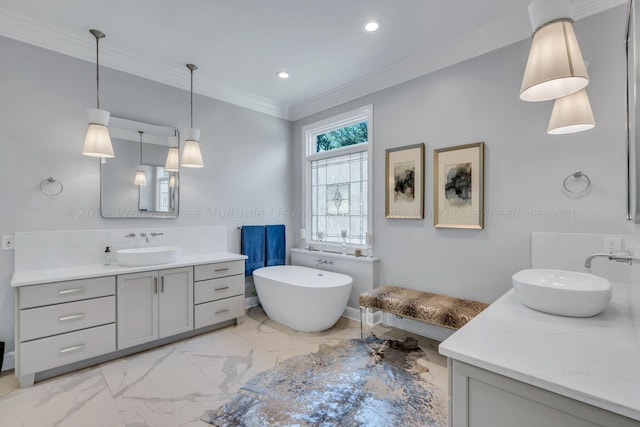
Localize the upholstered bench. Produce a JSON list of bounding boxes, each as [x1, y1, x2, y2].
[[359, 286, 489, 340]]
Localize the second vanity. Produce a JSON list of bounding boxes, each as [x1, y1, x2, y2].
[[439, 281, 640, 427], [11, 252, 246, 387]]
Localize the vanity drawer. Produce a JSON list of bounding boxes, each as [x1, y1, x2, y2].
[[194, 295, 244, 329], [194, 275, 244, 304], [19, 323, 115, 375], [194, 260, 243, 281], [20, 296, 116, 342], [19, 276, 115, 309]]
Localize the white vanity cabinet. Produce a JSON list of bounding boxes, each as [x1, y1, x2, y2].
[[15, 276, 117, 387], [449, 360, 640, 427], [193, 260, 245, 328], [117, 266, 193, 350]]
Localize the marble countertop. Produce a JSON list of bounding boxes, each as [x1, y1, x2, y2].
[[439, 283, 640, 421], [11, 252, 247, 287]]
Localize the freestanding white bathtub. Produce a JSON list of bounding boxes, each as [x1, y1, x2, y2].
[[252, 265, 353, 332]]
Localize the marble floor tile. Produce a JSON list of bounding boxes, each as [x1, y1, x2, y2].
[[0, 307, 448, 426]]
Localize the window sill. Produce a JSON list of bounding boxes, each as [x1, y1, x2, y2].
[[291, 248, 380, 263]]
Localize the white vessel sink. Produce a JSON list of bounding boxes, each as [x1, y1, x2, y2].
[[116, 246, 181, 267], [512, 269, 612, 317]]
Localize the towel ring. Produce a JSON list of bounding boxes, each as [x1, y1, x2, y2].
[[39, 177, 63, 196], [563, 171, 591, 194]]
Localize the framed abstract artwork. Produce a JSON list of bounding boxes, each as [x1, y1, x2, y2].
[[433, 142, 484, 229], [385, 143, 425, 219]]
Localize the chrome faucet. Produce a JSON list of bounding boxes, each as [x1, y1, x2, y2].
[[584, 250, 640, 269], [150, 232, 164, 237], [125, 233, 136, 238], [140, 233, 149, 243], [314, 259, 333, 267]]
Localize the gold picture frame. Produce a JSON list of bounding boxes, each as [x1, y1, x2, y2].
[[385, 143, 425, 219], [433, 142, 484, 229]]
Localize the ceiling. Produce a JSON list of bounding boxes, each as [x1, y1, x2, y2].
[[0, 0, 626, 120]]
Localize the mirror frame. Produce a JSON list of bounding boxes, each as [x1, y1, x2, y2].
[[100, 117, 180, 219], [628, 0, 639, 222]]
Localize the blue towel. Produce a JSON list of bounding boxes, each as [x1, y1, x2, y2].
[[265, 224, 286, 267], [241, 225, 265, 276]]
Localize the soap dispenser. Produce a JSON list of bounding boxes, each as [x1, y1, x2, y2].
[[104, 246, 111, 265]]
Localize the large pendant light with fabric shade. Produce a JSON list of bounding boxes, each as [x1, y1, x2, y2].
[[181, 64, 204, 168], [547, 88, 595, 134], [82, 29, 114, 158], [520, 0, 589, 102]]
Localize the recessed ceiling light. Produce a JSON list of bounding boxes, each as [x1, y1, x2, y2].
[[276, 71, 290, 79], [363, 20, 381, 33]]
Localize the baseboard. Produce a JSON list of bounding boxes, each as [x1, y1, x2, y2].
[[384, 314, 454, 342], [1, 351, 15, 372], [343, 306, 382, 324], [245, 296, 260, 308]]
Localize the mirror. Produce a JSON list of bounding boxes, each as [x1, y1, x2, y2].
[[628, 0, 639, 222], [101, 117, 180, 218]]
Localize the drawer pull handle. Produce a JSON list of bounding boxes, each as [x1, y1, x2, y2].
[[214, 268, 230, 273], [214, 286, 230, 291], [215, 309, 230, 315], [58, 288, 85, 296], [59, 344, 85, 354], [59, 314, 85, 322]]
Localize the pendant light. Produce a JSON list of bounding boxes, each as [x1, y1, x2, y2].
[[547, 88, 595, 134], [165, 135, 180, 172], [181, 64, 204, 168], [520, 0, 589, 102], [82, 29, 115, 158], [134, 131, 147, 186]]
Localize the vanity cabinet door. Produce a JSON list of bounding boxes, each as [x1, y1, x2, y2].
[[117, 271, 159, 350], [158, 267, 193, 339]]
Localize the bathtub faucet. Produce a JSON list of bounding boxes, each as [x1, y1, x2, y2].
[[314, 259, 333, 267]]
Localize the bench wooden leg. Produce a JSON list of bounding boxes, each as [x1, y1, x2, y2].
[[360, 306, 373, 339]]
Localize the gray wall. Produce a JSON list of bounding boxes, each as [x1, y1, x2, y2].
[[292, 6, 631, 303], [0, 37, 293, 353]]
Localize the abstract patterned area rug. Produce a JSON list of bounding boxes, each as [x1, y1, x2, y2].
[[201, 337, 447, 427]]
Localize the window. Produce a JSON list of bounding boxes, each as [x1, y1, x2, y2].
[[303, 105, 372, 248]]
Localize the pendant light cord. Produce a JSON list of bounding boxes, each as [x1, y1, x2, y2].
[[89, 29, 106, 109], [186, 64, 198, 128], [139, 131, 144, 163], [96, 36, 100, 109]]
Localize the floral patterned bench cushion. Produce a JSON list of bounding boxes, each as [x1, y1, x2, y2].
[[359, 286, 489, 330]]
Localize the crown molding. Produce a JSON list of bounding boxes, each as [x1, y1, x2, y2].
[[288, 0, 627, 121], [0, 10, 290, 120], [0, 0, 626, 123]]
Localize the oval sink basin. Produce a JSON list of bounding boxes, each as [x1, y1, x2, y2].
[[512, 269, 612, 317], [116, 246, 181, 267]]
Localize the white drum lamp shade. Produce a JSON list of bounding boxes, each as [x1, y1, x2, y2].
[[165, 141, 180, 172], [82, 108, 114, 158], [181, 127, 204, 168], [547, 88, 595, 134], [134, 170, 147, 186], [520, 0, 588, 102]]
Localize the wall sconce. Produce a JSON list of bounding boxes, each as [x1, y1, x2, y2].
[[165, 135, 180, 172], [181, 64, 204, 168], [134, 131, 147, 186], [82, 29, 115, 159], [520, 0, 588, 102], [169, 174, 178, 188]]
